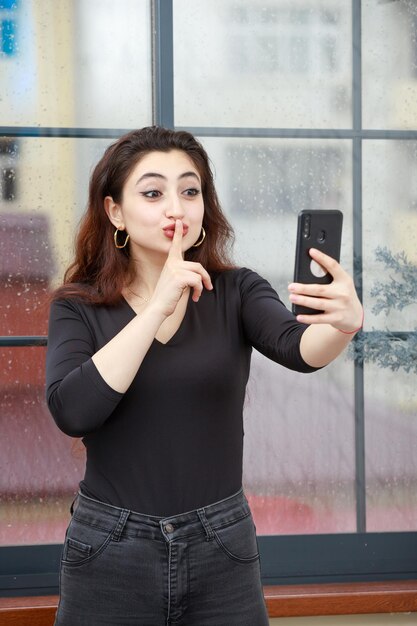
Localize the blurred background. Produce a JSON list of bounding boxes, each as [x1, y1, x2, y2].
[[0, 0, 416, 547]]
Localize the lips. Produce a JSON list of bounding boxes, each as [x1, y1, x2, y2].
[[163, 224, 189, 238]]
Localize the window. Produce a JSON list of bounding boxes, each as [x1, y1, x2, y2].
[[226, 143, 346, 217], [1, 0, 417, 596], [228, 4, 341, 76], [0, 0, 152, 594]]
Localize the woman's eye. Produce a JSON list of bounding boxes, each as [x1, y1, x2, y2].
[[183, 188, 201, 197], [141, 190, 161, 199]]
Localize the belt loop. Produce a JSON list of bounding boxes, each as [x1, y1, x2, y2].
[[112, 509, 130, 542], [197, 508, 215, 542]]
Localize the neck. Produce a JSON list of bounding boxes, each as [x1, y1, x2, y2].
[[128, 251, 168, 296]]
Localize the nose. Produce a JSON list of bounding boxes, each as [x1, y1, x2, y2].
[[165, 193, 185, 219]]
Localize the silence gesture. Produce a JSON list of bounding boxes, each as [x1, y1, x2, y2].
[[150, 219, 213, 318]]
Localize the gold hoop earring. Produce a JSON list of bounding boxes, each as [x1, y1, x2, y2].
[[192, 227, 206, 248], [114, 228, 130, 249]]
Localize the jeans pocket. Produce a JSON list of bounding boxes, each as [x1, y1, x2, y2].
[[61, 517, 114, 568], [212, 513, 260, 564]]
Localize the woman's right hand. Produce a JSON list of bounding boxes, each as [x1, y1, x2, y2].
[[150, 219, 213, 318], [90, 220, 212, 393]]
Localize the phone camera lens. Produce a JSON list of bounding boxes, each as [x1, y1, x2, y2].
[[303, 215, 311, 239], [317, 230, 326, 243]]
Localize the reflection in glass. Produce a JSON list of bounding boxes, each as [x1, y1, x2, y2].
[[363, 141, 417, 331], [174, 0, 351, 128], [365, 365, 417, 532], [363, 0, 417, 130], [0, 0, 151, 128]]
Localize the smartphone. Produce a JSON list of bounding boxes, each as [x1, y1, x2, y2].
[[292, 209, 343, 315]]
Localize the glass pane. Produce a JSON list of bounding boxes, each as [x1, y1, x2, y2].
[[244, 353, 356, 535], [200, 137, 356, 534], [363, 141, 417, 332], [363, 140, 417, 531], [201, 137, 353, 288], [365, 365, 417, 532], [174, 0, 351, 128], [0, 347, 85, 546], [363, 0, 417, 130], [0, 137, 112, 336], [0, 0, 151, 128], [0, 137, 112, 547]]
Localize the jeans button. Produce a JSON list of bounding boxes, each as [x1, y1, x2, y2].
[[164, 523, 174, 533]]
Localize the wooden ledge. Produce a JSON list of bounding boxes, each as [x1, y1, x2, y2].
[[0, 595, 58, 625], [264, 581, 417, 617], [0, 581, 416, 624]]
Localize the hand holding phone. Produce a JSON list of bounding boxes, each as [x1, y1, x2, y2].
[[292, 210, 343, 315]]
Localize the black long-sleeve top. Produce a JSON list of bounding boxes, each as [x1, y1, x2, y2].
[[46, 268, 317, 516]]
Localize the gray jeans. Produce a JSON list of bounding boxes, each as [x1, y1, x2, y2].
[[54, 488, 269, 626]]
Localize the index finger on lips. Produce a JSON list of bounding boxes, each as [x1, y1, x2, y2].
[[168, 219, 184, 259]]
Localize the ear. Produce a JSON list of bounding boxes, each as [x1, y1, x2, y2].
[[104, 196, 124, 229]]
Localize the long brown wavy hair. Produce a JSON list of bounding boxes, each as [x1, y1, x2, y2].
[[53, 126, 235, 304]]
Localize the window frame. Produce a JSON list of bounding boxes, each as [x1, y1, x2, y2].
[[1, 0, 417, 598]]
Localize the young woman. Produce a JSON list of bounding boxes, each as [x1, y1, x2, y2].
[[46, 126, 363, 626]]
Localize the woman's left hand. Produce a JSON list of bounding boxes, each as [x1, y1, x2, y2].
[[288, 247, 363, 333]]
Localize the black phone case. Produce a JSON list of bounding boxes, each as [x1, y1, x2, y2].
[[293, 209, 343, 315]]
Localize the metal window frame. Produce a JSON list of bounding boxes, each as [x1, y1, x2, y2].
[[1, 0, 417, 596]]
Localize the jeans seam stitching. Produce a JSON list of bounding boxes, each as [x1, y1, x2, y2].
[[211, 510, 250, 531], [72, 515, 115, 533], [212, 530, 260, 564], [61, 531, 113, 568]]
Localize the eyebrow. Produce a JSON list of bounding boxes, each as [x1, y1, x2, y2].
[[135, 171, 201, 185]]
